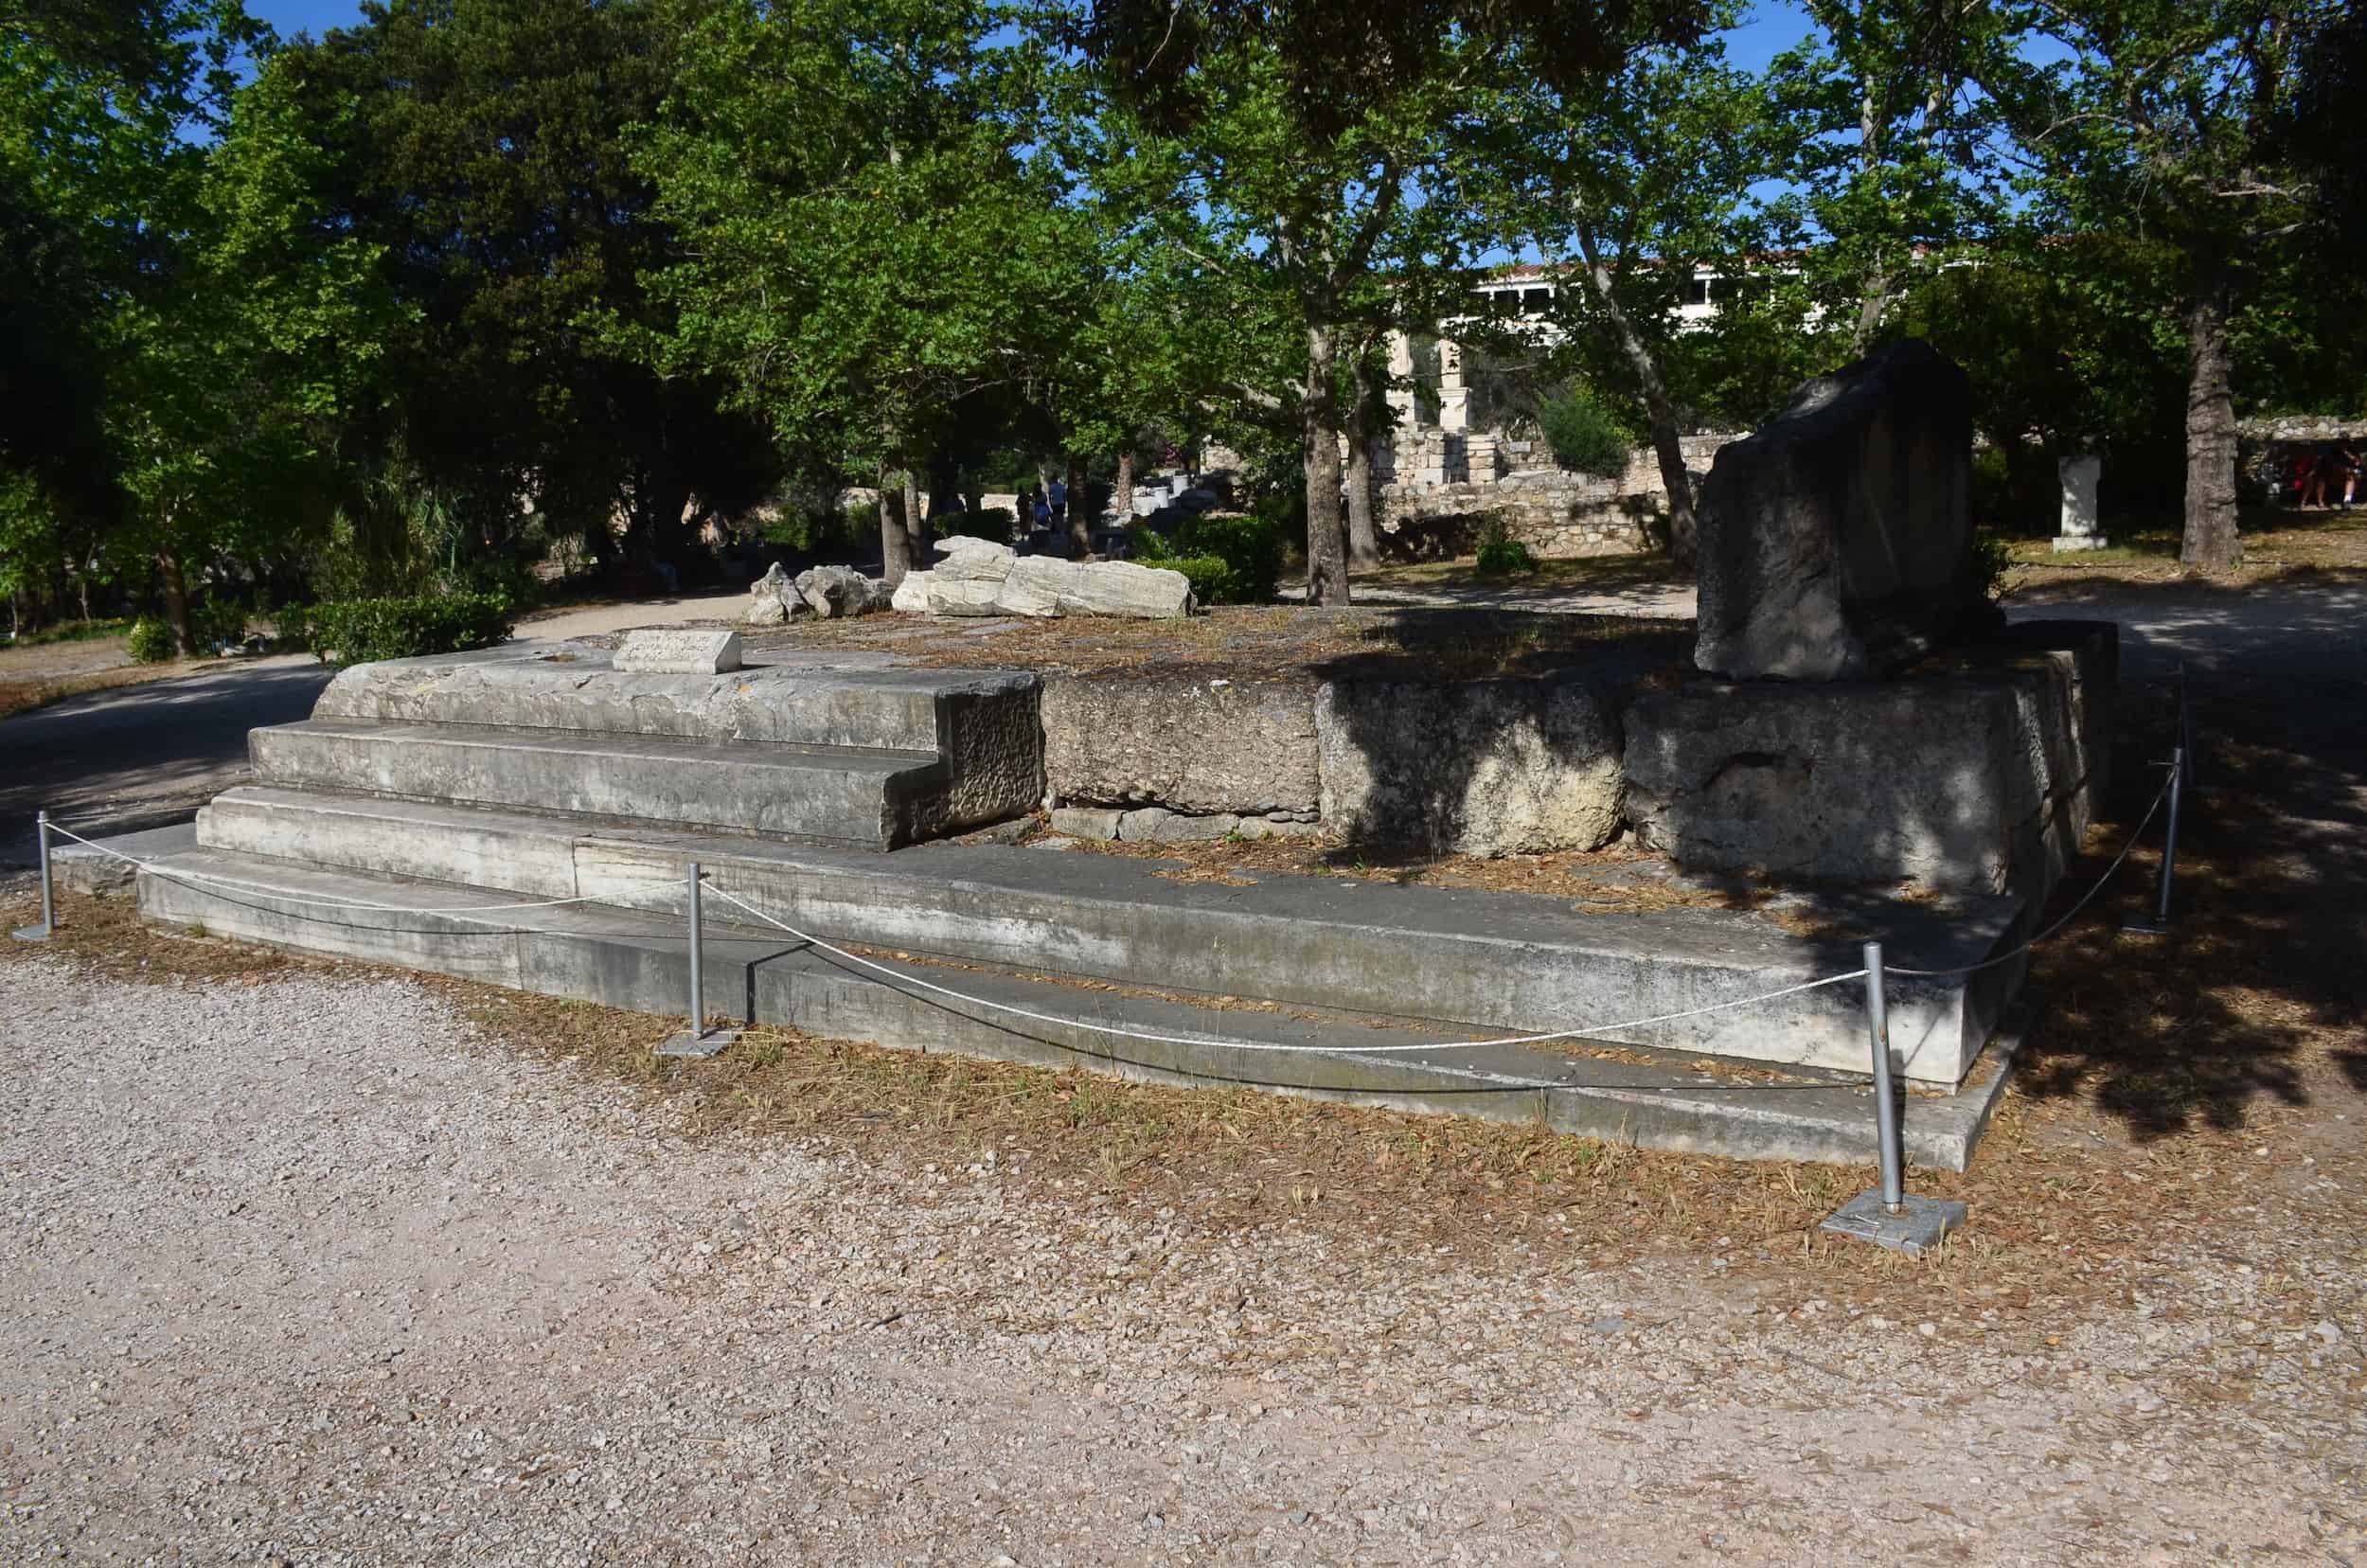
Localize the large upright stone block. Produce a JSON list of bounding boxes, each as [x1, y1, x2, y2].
[[1694, 339, 1987, 681]]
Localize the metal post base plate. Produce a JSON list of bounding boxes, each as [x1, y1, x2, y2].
[[2120, 916, 2172, 936], [1820, 1190, 1968, 1257], [9, 923, 52, 943], [656, 1027, 741, 1060]]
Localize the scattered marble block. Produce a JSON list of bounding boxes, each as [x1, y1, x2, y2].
[[613, 629, 742, 674]]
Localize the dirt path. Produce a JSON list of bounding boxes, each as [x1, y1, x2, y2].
[[1, 957, 2358, 1565]]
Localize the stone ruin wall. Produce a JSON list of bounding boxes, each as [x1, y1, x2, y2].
[[1373, 430, 1737, 560]]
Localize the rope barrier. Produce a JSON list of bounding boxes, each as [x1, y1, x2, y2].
[[44, 822, 614, 916], [700, 882, 1867, 1057], [32, 756, 2183, 1075], [1883, 763, 2175, 978]]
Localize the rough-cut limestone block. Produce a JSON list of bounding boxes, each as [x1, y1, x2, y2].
[[1624, 621, 2114, 897], [613, 629, 742, 674], [1015, 556, 1193, 618], [1694, 338, 1990, 680], [916, 536, 1192, 619], [794, 564, 890, 618], [1041, 670, 1321, 815], [1316, 676, 1625, 856], [1048, 806, 1123, 840], [890, 570, 935, 613], [1116, 808, 1239, 843]]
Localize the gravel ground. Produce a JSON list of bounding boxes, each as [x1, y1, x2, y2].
[[4, 958, 2362, 1565]]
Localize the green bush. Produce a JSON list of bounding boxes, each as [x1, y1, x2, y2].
[[1158, 554, 1246, 606], [1472, 515, 1538, 577], [9, 617, 129, 648], [1169, 510, 1284, 602], [1474, 539, 1538, 577], [126, 616, 177, 663], [192, 597, 248, 651], [1537, 388, 1630, 478], [299, 592, 514, 666]]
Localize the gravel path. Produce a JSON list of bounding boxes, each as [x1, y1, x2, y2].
[[4, 960, 2361, 1564]]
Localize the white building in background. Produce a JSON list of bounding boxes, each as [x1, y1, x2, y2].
[[1379, 259, 1751, 488]]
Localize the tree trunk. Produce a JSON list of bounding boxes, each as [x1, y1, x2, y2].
[[1302, 323, 1350, 605], [877, 468, 913, 586], [1572, 222, 1699, 566], [1344, 352, 1381, 570], [900, 466, 927, 568], [1066, 455, 1093, 558], [157, 548, 193, 657], [2180, 276, 2241, 570], [1114, 450, 1134, 526]]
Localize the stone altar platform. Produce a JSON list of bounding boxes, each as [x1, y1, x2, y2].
[[95, 615, 2125, 1160]]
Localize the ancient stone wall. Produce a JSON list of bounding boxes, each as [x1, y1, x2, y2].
[[1376, 434, 1735, 560]]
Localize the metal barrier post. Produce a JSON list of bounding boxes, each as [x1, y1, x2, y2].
[[658, 861, 739, 1058], [2123, 745, 2184, 936], [11, 809, 54, 942], [1864, 941, 1905, 1213], [1820, 940, 1967, 1256]]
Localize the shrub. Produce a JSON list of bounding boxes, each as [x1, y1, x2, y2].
[[1474, 538, 1538, 577], [1158, 555, 1246, 606], [1472, 514, 1538, 577], [126, 616, 177, 663], [1972, 530, 2013, 601], [1537, 388, 1630, 478], [191, 597, 248, 652], [299, 592, 514, 666], [1169, 510, 1284, 602]]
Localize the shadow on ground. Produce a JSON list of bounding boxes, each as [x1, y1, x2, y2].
[[0, 659, 337, 866], [2003, 577, 2367, 1139]]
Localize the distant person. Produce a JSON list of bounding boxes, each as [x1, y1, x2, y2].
[[2292, 450, 2321, 508], [2305, 448, 2336, 509], [2339, 446, 2361, 508], [1046, 476, 1068, 530], [1032, 490, 1051, 534]]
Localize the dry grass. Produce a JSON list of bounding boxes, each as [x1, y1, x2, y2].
[[747, 601, 1686, 683], [2002, 505, 2367, 592], [1059, 828, 1773, 916], [0, 660, 218, 722]]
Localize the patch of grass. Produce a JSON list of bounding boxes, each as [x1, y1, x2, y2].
[[0, 660, 209, 722], [6, 618, 131, 649]]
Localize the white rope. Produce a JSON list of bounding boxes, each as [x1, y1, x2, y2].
[[44, 822, 618, 916], [700, 881, 1868, 1057], [1885, 765, 2176, 978]]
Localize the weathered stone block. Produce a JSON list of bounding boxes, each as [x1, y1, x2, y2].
[[1624, 621, 2115, 896], [1049, 806, 1123, 840], [1694, 339, 1987, 680], [1315, 677, 1624, 856], [1041, 671, 1321, 815], [917, 537, 1192, 619], [613, 629, 742, 674], [795, 564, 889, 618]]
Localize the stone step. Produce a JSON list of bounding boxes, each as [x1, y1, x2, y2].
[[313, 641, 1040, 758], [244, 721, 956, 849], [126, 844, 2023, 1169], [196, 785, 2026, 1085]]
